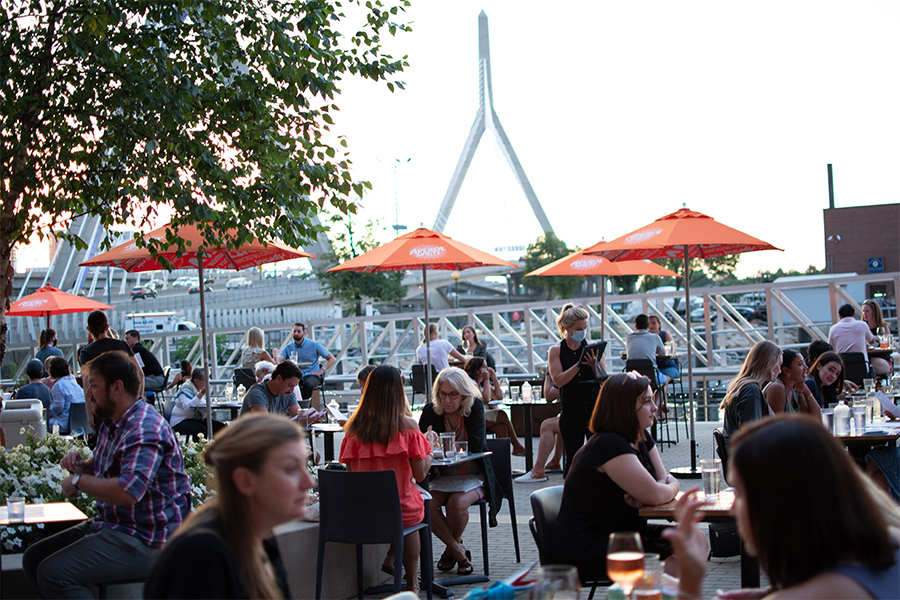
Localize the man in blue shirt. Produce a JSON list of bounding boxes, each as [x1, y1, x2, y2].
[[279, 322, 336, 402]]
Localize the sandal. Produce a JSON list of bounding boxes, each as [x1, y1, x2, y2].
[[437, 551, 456, 572], [456, 550, 473, 576]]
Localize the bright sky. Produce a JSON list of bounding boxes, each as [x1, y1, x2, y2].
[[18, 2, 900, 278], [333, 1, 900, 277]]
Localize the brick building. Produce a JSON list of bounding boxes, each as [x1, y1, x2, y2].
[[823, 203, 900, 298]]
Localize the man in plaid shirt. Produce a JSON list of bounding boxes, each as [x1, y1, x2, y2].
[[23, 351, 191, 598]]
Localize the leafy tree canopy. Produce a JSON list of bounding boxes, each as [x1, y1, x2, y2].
[[523, 232, 579, 300], [314, 211, 406, 316]]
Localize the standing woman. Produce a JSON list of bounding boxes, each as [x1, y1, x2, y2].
[[548, 303, 604, 475], [145, 414, 314, 599], [339, 366, 433, 593], [862, 300, 893, 376], [456, 325, 495, 369], [419, 368, 502, 575], [462, 357, 527, 456], [805, 351, 847, 408], [552, 373, 679, 583], [720, 340, 781, 447], [764, 348, 821, 418]]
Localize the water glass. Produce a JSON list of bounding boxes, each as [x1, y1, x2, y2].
[[455, 441, 468, 457], [440, 432, 455, 458], [290, 350, 300, 363], [852, 405, 867, 434], [633, 553, 664, 600], [700, 458, 721, 498], [864, 378, 875, 392], [533, 565, 580, 600], [511, 387, 519, 402], [6, 496, 25, 523], [821, 408, 834, 433], [347, 404, 358, 419], [533, 386, 542, 402]]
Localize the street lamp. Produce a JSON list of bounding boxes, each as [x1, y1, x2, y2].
[[451, 272, 460, 309]]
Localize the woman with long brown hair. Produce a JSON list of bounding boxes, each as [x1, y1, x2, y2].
[[720, 340, 782, 446], [339, 365, 432, 593], [462, 356, 527, 456], [146, 415, 313, 599]]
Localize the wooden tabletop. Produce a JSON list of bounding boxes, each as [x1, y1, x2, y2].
[[0, 502, 88, 526], [638, 490, 734, 519], [837, 431, 900, 444]]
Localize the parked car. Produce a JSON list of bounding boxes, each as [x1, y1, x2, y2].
[[225, 277, 253, 290], [146, 279, 167, 291], [172, 277, 192, 287], [690, 304, 763, 323], [131, 286, 157, 300], [189, 284, 213, 294]]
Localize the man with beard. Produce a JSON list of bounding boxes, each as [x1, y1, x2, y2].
[[23, 351, 191, 598], [278, 322, 336, 402]]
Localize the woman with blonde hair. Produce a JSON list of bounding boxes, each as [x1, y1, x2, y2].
[[721, 340, 781, 447], [241, 327, 275, 368], [419, 367, 502, 575], [548, 303, 607, 474], [146, 414, 313, 599], [417, 323, 466, 372], [862, 300, 892, 376], [339, 365, 432, 593]]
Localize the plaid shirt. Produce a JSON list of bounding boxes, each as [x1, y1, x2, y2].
[[90, 400, 191, 548]]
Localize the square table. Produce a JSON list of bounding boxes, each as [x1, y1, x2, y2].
[[639, 490, 760, 588]]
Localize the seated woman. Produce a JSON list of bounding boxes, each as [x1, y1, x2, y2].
[[241, 327, 275, 368], [456, 325, 495, 369], [171, 367, 227, 440], [47, 356, 84, 434], [419, 367, 502, 576], [417, 324, 466, 371], [551, 372, 679, 583], [462, 357, 527, 456], [146, 414, 314, 599], [516, 372, 563, 484], [166, 359, 192, 391], [720, 340, 781, 447], [666, 416, 900, 600], [806, 351, 847, 408], [863, 300, 893, 376], [764, 348, 821, 418], [339, 365, 432, 593]]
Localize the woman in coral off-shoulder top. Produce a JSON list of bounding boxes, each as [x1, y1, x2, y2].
[[339, 365, 433, 594]]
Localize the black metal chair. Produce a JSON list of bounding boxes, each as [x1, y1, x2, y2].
[[315, 469, 434, 600], [625, 358, 675, 448], [529, 485, 607, 599], [410, 364, 438, 406], [839, 352, 871, 387], [484, 438, 520, 563], [232, 366, 257, 390], [66, 403, 93, 437], [713, 427, 729, 484], [144, 368, 171, 412]]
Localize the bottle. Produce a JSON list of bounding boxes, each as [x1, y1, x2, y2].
[[500, 377, 509, 399], [327, 399, 340, 424], [224, 382, 234, 402], [866, 384, 879, 424], [833, 400, 851, 436], [236, 384, 246, 400], [891, 372, 900, 396], [521, 381, 532, 403], [52, 422, 60, 435]]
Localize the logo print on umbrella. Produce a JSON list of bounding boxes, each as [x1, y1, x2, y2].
[[18, 299, 48, 308], [570, 258, 604, 271], [409, 245, 447, 260], [625, 228, 664, 245]]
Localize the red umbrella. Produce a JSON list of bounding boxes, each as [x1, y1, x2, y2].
[[81, 223, 315, 434], [586, 206, 780, 473], [8, 286, 114, 329], [328, 227, 517, 400]]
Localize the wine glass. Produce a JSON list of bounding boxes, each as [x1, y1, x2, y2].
[[876, 325, 891, 349], [607, 532, 645, 596]]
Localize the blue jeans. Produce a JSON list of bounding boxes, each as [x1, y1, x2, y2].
[[23, 520, 158, 599]]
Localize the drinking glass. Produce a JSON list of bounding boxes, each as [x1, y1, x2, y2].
[[700, 458, 720, 498], [511, 387, 519, 402], [6, 496, 25, 523], [876, 326, 891, 348], [533, 386, 542, 402], [607, 532, 644, 596], [289, 350, 300, 363], [533, 565, 579, 600], [633, 553, 664, 600], [440, 432, 455, 458], [454, 441, 468, 457]]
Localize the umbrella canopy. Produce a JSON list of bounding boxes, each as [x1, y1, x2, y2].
[[79, 223, 313, 272], [80, 222, 315, 436], [328, 227, 517, 400], [7, 286, 114, 329], [586, 206, 780, 474]]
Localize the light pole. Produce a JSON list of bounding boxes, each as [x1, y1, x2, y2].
[[451, 272, 460, 309]]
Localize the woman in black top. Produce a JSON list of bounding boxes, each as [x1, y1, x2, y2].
[[805, 351, 846, 408], [551, 373, 679, 583], [548, 303, 605, 475], [146, 415, 313, 599], [456, 325, 495, 369], [720, 340, 781, 447]]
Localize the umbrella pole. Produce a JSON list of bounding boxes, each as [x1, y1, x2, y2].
[[423, 265, 433, 404], [599, 275, 606, 339], [683, 246, 697, 473], [198, 258, 213, 439]]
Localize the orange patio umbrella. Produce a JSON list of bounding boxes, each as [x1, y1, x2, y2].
[[526, 249, 680, 337], [584, 205, 780, 474], [7, 285, 114, 329], [81, 223, 315, 434], [328, 227, 517, 401]]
